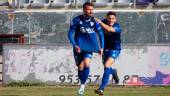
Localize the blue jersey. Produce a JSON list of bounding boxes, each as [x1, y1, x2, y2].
[[68, 15, 104, 52], [102, 19, 121, 50]]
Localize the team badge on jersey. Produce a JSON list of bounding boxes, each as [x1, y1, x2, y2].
[[79, 21, 83, 25], [90, 22, 94, 26]]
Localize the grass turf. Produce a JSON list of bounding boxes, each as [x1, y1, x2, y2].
[[0, 85, 170, 96]]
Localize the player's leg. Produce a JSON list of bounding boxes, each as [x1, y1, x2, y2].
[[81, 51, 92, 84], [81, 58, 90, 84], [77, 61, 86, 96], [73, 49, 85, 95], [77, 58, 90, 95], [109, 50, 120, 84], [110, 67, 119, 84], [95, 50, 120, 95], [73, 49, 84, 84], [77, 51, 92, 95], [95, 57, 114, 95]]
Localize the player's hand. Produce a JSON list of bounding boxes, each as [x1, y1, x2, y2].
[[94, 18, 102, 24], [75, 46, 81, 53], [99, 48, 103, 56]]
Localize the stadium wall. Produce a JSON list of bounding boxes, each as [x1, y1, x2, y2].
[[0, 10, 170, 44], [2, 44, 170, 85], [1, 10, 170, 85]]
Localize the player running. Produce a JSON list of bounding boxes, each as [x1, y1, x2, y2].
[[68, 2, 104, 96], [94, 11, 121, 95]]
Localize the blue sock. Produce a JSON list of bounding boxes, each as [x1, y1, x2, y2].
[[99, 67, 111, 90], [82, 67, 89, 84], [78, 69, 84, 84], [110, 68, 115, 75]]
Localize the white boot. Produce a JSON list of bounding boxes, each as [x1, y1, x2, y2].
[[78, 84, 85, 96]]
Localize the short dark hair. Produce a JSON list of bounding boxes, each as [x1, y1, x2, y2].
[[106, 11, 117, 17], [83, 2, 94, 9]]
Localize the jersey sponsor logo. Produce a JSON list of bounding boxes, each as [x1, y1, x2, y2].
[[80, 27, 86, 33], [86, 28, 95, 33], [80, 27, 95, 33]]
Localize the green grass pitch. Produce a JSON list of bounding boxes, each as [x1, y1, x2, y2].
[[0, 85, 170, 96]]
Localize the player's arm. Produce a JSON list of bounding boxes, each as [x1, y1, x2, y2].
[[95, 18, 119, 33], [96, 22, 104, 55], [68, 18, 81, 53]]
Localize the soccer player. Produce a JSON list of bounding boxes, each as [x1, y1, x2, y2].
[[94, 11, 121, 95], [68, 2, 104, 96]]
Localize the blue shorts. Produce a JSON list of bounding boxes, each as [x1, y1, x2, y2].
[[102, 50, 120, 64], [73, 49, 93, 66]]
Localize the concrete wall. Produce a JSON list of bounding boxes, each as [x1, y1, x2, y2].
[[0, 10, 170, 44], [3, 44, 170, 85]]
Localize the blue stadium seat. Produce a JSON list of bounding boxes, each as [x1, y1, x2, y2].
[[136, 0, 151, 5], [114, 0, 133, 7], [92, 0, 113, 7], [30, 0, 50, 8], [50, 0, 71, 8]]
